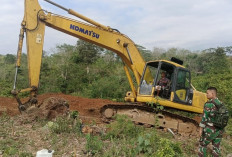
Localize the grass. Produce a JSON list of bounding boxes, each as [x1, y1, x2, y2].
[[0, 112, 231, 156]]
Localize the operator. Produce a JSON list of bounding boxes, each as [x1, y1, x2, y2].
[[156, 71, 170, 96], [198, 87, 224, 157]]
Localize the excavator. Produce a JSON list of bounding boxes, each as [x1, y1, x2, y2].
[[12, 0, 207, 135]]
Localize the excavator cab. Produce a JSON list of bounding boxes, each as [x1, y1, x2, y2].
[[139, 59, 193, 106]]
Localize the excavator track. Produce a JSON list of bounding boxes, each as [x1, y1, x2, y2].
[[100, 103, 200, 137]]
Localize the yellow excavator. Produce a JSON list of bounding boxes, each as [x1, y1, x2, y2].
[[12, 0, 207, 135]]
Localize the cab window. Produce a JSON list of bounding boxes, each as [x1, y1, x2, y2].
[[174, 69, 192, 104], [139, 62, 158, 95]]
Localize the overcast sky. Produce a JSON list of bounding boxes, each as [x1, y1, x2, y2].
[[0, 0, 232, 55]]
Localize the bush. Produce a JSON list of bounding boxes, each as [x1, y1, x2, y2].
[[102, 138, 138, 157], [48, 112, 82, 134], [85, 134, 103, 155], [48, 117, 72, 134], [0, 81, 12, 97], [2, 147, 18, 156], [137, 131, 158, 155], [156, 138, 182, 157], [105, 115, 143, 139]]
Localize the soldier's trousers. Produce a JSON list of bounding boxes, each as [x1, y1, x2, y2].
[[198, 126, 223, 157]]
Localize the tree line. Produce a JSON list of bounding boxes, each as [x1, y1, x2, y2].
[[0, 40, 231, 112]]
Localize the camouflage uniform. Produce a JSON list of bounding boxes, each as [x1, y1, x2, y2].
[[198, 98, 224, 157]]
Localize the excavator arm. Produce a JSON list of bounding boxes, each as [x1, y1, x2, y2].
[[13, 0, 147, 111]]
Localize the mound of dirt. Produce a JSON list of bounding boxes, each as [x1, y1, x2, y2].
[[0, 93, 117, 123], [17, 97, 69, 123]]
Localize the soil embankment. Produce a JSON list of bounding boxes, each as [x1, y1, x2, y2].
[[0, 93, 116, 123]]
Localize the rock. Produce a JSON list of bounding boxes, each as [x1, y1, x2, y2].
[[82, 125, 93, 134]]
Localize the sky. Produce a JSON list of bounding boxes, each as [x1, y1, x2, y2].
[[0, 0, 232, 55]]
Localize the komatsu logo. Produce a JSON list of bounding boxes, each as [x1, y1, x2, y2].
[[70, 24, 100, 39]]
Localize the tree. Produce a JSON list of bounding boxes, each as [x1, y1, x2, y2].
[[200, 47, 230, 74], [4, 54, 16, 64], [136, 44, 152, 62], [72, 40, 103, 64], [150, 47, 166, 60]]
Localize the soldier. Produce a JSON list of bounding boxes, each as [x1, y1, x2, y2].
[[198, 87, 224, 157]]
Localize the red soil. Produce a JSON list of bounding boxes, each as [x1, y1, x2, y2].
[[0, 93, 116, 122]]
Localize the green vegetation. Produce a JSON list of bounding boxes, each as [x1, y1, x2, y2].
[[85, 134, 103, 155], [95, 115, 183, 157], [0, 40, 232, 156], [0, 41, 231, 108], [47, 116, 82, 134], [0, 112, 231, 156], [0, 113, 33, 156], [105, 115, 143, 139]]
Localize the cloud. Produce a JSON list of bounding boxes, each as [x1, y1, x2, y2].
[[0, 0, 232, 55], [0, 1, 23, 54]]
